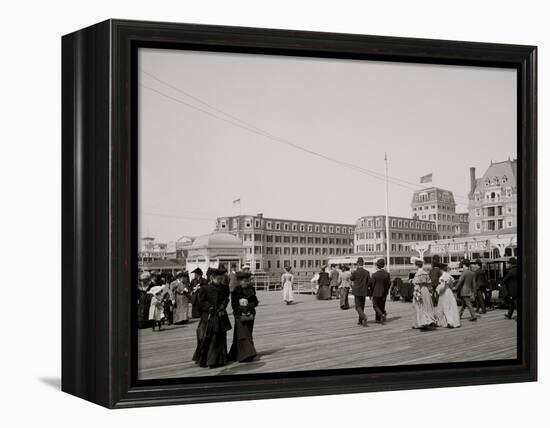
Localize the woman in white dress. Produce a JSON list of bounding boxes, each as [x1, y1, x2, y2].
[[435, 264, 461, 328], [412, 258, 437, 330], [281, 266, 294, 305]]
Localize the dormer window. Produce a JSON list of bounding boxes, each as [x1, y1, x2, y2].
[[502, 175, 508, 184]]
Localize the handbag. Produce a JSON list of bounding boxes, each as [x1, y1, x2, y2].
[[240, 312, 255, 322]]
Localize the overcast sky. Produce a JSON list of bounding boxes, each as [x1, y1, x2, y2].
[[138, 48, 517, 243]]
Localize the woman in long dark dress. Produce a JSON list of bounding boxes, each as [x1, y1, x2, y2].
[[192, 268, 232, 368], [317, 266, 331, 300], [228, 271, 259, 362], [137, 272, 153, 329]]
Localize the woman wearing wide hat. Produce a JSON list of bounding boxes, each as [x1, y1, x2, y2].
[[434, 263, 461, 328], [281, 266, 295, 304], [411, 258, 437, 330], [316, 266, 331, 300], [171, 271, 192, 325], [192, 267, 232, 368], [228, 271, 259, 362]]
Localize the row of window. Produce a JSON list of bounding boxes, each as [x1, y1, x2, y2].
[[246, 246, 350, 256], [242, 234, 352, 245], [412, 203, 454, 212], [473, 188, 513, 201], [484, 175, 508, 186], [356, 232, 435, 242], [474, 206, 514, 217], [218, 217, 354, 234], [474, 219, 514, 231], [358, 218, 436, 231], [414, 192, 453, 203]]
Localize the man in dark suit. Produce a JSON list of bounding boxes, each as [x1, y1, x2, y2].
[[455, 259, 478, 321], [473, 259, 489, 314], [350, 257, 370, 327], [370, 258, 391, 324], [500, 257, 519, 319]]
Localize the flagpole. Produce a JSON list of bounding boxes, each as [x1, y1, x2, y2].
[[384, 153, 391, 273]]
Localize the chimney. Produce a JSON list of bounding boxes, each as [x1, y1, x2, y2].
[[469, 167, 476, 196], [256, 213, 263, 218]]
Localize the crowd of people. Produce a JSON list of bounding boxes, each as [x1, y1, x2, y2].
[[137, 255, 519, 369], [410, 255, 519, 331], [137, 264, 259, 369]]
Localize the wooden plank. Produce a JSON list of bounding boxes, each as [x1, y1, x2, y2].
[[138, 290, 517, 379]]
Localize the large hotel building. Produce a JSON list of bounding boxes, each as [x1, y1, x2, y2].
[[214, 213, 354, 277], [354, 215, 438, 267], [411, 187, 469, 239]]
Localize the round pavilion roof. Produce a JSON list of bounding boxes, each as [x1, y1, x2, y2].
[[189, 232, 243, 250]]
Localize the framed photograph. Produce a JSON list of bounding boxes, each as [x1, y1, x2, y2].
[[62, 19, 537, 408]]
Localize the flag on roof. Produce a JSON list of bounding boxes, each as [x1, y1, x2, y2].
[[420, 173, 432, 183]]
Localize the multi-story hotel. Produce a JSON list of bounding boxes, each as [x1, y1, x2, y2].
[[354, 215, 438, 267], [468, 159, 517, 234], [411, 187, 468, 239], [214, 213, 355, 277]]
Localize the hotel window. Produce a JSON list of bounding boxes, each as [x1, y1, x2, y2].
[[220, 220, 227, 229], [233, 218, 239, 228], [284, 223, 289, 231], [322, 226, 327, 233], [506, 188, 512, 198], [292, 224, 297, 231], [475, 222, 481, 231], [398, 220, 403, 228], [329, 226, 334, 233], [335, 226, 340, 233], [308, 224, 313, 232], [391, 219, 397, 227], [255, 219, 260, 228], [246, 219, 251, 228], [266, 222, 272, 229], [315, 225, 320, 232], [376, 218, 381, 227], [300, 224, 305, 232], [341, 227, 346, 233], [275, 222, 280, 230]]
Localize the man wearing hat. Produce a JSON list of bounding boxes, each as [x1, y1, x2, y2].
[[500, 257, 519, 320], [455, 259, 478, 321], [370, 258, 391, 324], [350, 257, 371, 327], [473, 259, 489, 314]]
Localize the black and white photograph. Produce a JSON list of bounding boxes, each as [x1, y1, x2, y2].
[[136, 48, 520, 380]]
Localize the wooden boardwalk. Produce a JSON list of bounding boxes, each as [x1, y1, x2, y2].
[[138, 291, 517, 380]]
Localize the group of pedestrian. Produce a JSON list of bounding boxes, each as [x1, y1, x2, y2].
[[191, 266, 259, 368], [411, 255, 519, 331], [137, 264, 260, 369]]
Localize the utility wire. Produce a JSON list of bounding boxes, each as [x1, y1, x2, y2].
[[139, 72, 471, 202]]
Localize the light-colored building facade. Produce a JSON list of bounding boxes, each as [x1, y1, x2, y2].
[[407, 228, 517, 264], [214, 213, 355, 277], [185, 232, 245, 276], [138, 237, 168, 267], [411, 187, 466, 239], [468, 160, 517, 234], [354, 215, 438, 267]]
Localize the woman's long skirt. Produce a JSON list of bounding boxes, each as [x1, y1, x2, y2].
[[317, 284, 331, 300], [228, 317, 257, 362], [137, 293, 152, 329], [412, 286, 436, 329], [339, 287, 350, 309], [192, 315, 229, 367], [435, 289, 461, 328], [282, 282, 294, 302], [173, 294, 191, 324]]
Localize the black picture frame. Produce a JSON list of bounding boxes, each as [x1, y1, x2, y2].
[[62, 19, 537, 408]]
